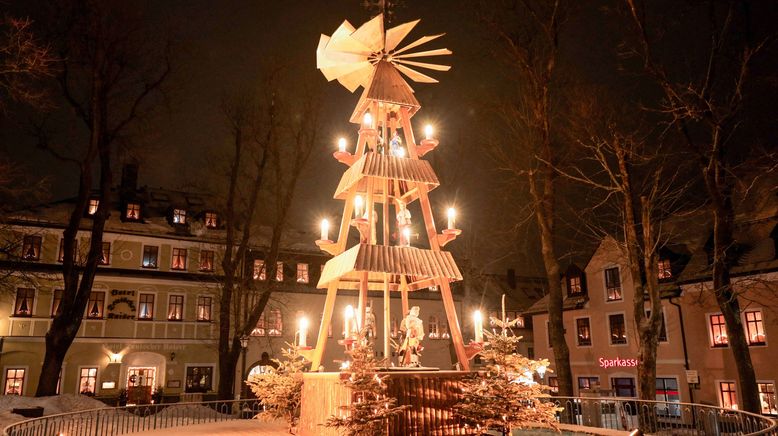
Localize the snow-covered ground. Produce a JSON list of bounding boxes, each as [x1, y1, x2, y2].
[[0, 394, 107, 430], [123, 419, 288, 435]]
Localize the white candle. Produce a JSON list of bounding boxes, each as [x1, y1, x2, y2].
[[424, 124, 434, 140], [474, 310, 483, 343], [363, 112, 373, 128], [338, 137, 347, 153], [447, 207, 456, 230], [298, 317, 309, 348], [354, 195, 364, 219], [320, 219, 329, 241], [344, 305, 354, 338]]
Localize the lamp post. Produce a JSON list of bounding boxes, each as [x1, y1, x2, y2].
[[239, 335, 249, 399]]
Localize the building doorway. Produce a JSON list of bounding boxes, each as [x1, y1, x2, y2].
[[127, 367, 156, 404]]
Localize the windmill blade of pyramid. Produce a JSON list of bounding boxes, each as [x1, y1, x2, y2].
[[393, 59, 451, 72], [394, 63, 439, 83], [328, 21, 372, 55], [320, 60, 372, 83], [350, 14, 384, 53], [385, 19, 420, 52], [336, 63, 375, 92], [392, 33, 444, 56], [394, 48, 452, 59]]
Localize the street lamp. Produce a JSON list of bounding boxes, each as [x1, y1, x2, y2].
[[239, 335, 249, 399]]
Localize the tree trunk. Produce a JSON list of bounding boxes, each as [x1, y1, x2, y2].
[[218, 341, 242, 400]]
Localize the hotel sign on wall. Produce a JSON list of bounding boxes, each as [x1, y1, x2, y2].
[[107, 289, 137, 319], [598, 357, 639, 369]]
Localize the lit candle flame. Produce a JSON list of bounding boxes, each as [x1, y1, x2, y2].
[[320, 219, 329, 241], [344, 305, 354, 337], [354, 195, 364, 218], [363, 112, 373, 128], [402, 227, 411, 246], [473, 310, 483, 343], [424, 124, 434, 140], [447, 207, 456, 230], [337, 137, 347, 153], [298, 316, 309, 348]]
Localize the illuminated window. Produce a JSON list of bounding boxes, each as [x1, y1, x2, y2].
[[745, 310, 766, 346], [428, 316, 440, 339], [267, 308, 283, 336], [87, 292, 105, 319], [605, 267, 622, 301], [51, 289, 63, 317], [646, 309, 668, 342], [296, 263, 309, 283], [173, 209, 187, 224], [759, 383, 777, 415], [609, 314, 627, 345], [658, 259, 672, 279], [578, 377, 600, 390], [4, 369, 25, 395], [253, 260, 266, 281], [440, 320, 450, 339], [709, 313, 728, 347], [204, 212, 218, 229], [13, 288, 35, 317], [252, 312, 266, 336], [58, 239, 78, 263], [656, 378, 681, 416], [142, 246, 158, 268], [22, 235, 41, 261], [196, 296, 211, 321], [199, 250, 214, 272], [719, 381, 738, 410], [125, 203, 141, 220], [87, 199, 99, 215], [547, 376, 559, 393], [171, 248, 187, 270], [576, 317, 592, 346], [79, 367, 97, 396], [568, 275, 583, 295], [99, 242, 110, 265], [275, 261, 284, 281], [138, 293, 154, 320], [185, 366, 212, 393], [168, 295, 184, 321]]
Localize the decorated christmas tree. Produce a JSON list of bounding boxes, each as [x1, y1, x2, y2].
[[246, 345, 307, 433]]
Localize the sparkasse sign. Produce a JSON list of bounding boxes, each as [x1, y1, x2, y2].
[[598, 357, 639, 369]]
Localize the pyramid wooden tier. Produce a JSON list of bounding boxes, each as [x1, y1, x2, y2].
[[335, 153, 439, 203], [317, 243, 462, 292], [349, 60, 421, 124]]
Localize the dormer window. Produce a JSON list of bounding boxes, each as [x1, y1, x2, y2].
[[658, 259, 672, 280], [173, 209, 187, 224], [125, 203, 141, 220], [204, 212, 218, 229], [565, 264, 587, 298], [87, 199, 99, 215], [568, 275, 583, 296]]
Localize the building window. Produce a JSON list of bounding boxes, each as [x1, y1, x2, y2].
[[275, 261, 284, 281], [4, 369, 25, 395], [646, 309, 668, 342], [87, 291, 105, 319], [199, 250, 214, 272], [58, 239, 77, 263], [197, 296, 212, 322], [611, 377, 636, 398], [547, 376, 559, 394], [78, 367, 97, 396], [125, 203, 141, 220], [13, 288, 35, 317], [267, 308, 282, 336], [252, 312, 266, 336], [428, 316, 440, 339], [22, 235, 42, 261], [138, 293, 154, 320], [142, 246, 159, 268], [168, 295, 184, 321], [719, 381, 738, 410], [759, 383, 777, 415], [745, 310, 766, 346], [204, 212, 218, 229], [173, 208, 187, 224], [99, 242, 111, 265], [658, 259, 672, 279], [609, 314, 627, 345], [576, 318, 592, 346], [656, 378, 681, 416], [568, 275, 583, 296], [440, 320, 450, 339], [87, 199, 99, 215], [296, 263, 309, 283], [578, 377, 600, 390], [185, 366, 212, 393], [51, 289, 63, 317], [253, 260, 266, 281], [605, 267, 622, 301], [171, 248, 187, 270], [709, 313, 728, 347]]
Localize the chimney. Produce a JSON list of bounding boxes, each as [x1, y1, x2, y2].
[[121, 163, 139, 194], [506, 268, 516, 289]]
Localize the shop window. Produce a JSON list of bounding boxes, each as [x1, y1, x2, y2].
[[199, 250, 214, 272], [51, 289, 63, 317], [87, 291, 105, 319], [605, 267, 622, 301], [658, 258, 672, 280], [745, 310, 766, 346], [197, 296, 212, 322], [719, 381, 738, 410], [13, 288, 35, 317], [138, 293, 154, 320], [99, 242, 111, 265], [142, 246, 159, 268], [609, 314, 627, 345], [646, 309, 668, 342], [428, 316, 440, 339], [58, 239, 78, 263], [759, 383, 777, 415], [296, 263, 309, 283], [275, 261, 284, 281], [185, 366, 212, 393], [576, 317, 592, 346], [547, 376, 559, 394], [4, 369, 25, 395], [78, 367, 97, 396], [173, 208, 187, 224], [171, 248, 187, 270], [168, 295, 184, 321], [253, 260, 266, 281], [87, 199, 99, 215], [204, 212, 218, 229], [267, 308, 282, 336], [22, 235, 42, 261], [125, 203, 141, 220], [611, 377, 636, 398], [568, 275, 583, 296], [656, 378, 681, 416], [709, 313, 728, 347], [578, 377, 600, 390]]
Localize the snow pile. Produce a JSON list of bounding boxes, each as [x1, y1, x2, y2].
[[0, 394, 107, 430], [154, 404, 230, 420]]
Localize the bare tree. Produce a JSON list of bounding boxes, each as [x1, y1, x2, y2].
[[622, 0, 775, 413], [0, 14, 56, 113], [34, 0, 169, 396]]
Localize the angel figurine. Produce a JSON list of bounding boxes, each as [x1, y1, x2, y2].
[[396, 202, 411, 246], [398, 306, 425, 367]]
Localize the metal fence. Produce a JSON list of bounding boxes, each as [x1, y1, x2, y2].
[[3, 399, 262, 436], [551, 396, 778, 435]]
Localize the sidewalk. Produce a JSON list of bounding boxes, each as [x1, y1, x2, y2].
[[125, 419, 290, 435]]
